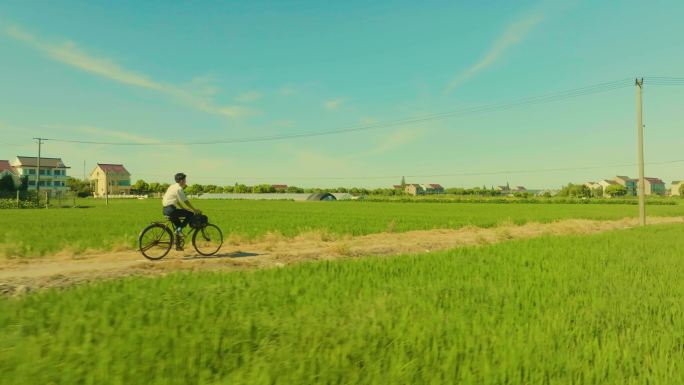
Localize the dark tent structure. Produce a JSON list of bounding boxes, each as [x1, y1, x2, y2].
[[306, 192, 337, 201]]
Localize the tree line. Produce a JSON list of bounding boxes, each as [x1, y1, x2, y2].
[[128, 180, 524, 196], [39, 177, 684, 198]]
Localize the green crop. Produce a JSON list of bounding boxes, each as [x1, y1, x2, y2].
[[2, 224, 684, 384], [1, 199, 684, 257]]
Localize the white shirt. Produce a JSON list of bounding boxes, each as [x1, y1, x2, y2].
[[162, 183, 188, 207]]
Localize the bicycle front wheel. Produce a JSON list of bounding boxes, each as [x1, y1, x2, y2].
[[139, 223, 173, 260], [192, 224, 223, 256]]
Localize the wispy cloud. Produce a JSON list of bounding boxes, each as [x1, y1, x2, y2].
[[235, 91, 262, 103], [324, 98, 345, 111], [76, 125, 162, 144], [358, 127, 428, 157], [444, 13, 544, 94], [4, 25, 258, 118]]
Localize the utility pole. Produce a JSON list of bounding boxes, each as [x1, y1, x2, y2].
[[636, 78, 646, 226], [33, 138, 45, 206], [105, 171, 109, 206]]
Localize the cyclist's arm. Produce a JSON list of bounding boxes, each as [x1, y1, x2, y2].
[[177, 188, 198, 213], [183, 199, 200, 213]]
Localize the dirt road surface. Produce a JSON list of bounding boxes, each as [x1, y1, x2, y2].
[[1, 217, 682, 296]]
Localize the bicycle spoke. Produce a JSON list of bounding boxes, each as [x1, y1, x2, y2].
[[139, 224, 173, 260], [192, 224, 223, 256]]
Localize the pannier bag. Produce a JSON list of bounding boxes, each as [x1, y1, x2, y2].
[[189, 214, 209, 229]]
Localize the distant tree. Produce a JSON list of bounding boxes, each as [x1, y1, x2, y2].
[[148, 182, 161, 193], [680, 184, 684, 196], [223, 185, 234, 193], [605, 184, 627, 197], [0, 174, 16, 192], [66, 177, 93, 197], [513, 191, 531, 198], [591, 187, 603, 198], [558, 183, 591, 198], [18, 176, 28, 192], [233, 184, 249, 193], [286, 186, 304, 193], [203, 184, 220, 193], [252, 184, 275, 193], [132, 179, 149, 193], [185, 184, 204, 195], [401, 176, 406, 187]]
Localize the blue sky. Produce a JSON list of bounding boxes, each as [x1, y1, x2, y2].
[[1, 0, 683, 188]]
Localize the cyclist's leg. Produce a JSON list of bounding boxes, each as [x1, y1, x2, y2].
[[163, 205, 182, 230], [176, 208, 194, 229]]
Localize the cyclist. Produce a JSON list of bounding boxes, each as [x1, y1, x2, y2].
[[162, 173, 200, 249]]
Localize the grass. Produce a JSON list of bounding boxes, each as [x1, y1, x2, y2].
[[2, 224, 684, 384], [1, 198, 684, 257]]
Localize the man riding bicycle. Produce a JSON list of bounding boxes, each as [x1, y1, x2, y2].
[[162, 173, 200, 248]]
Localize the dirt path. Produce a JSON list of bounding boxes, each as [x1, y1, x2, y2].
[[1, 216, 682, 296]]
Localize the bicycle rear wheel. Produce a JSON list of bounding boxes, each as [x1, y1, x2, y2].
[[192, 224, 223, 256], [139, 223, 173, 260]]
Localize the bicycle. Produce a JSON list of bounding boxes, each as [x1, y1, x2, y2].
[[138, 214, 223, 260]]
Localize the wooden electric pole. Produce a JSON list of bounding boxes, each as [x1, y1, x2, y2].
[[105, 171, 109, 206], [636, 78, 646, 225], [33, 138, 45, 206]]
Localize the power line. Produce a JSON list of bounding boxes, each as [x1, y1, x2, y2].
[[40, 78, 633, 146], [131, 159, 684, 182], [643, 76, 684, 86]]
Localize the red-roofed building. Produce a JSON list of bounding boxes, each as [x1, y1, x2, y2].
[[0, 160, 19, 188], [0, 160, 17, 176], [428, 184, 444, 193], [89, 163, 131, 197]]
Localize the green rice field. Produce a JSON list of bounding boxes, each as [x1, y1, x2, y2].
[[2, 224, 684, 384], [2, 199, 684, 257]]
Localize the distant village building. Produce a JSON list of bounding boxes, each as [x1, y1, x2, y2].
[[422, 184, 445, 194], [9, 156, 69, 193], [403, 183, 444, 196], [614, 176, 637, 196], [404, 184, 424, 196], [271, 184, 288, 192], [672, 181, 684, 196], [89, 163, 131, 197], [642, 177, 666, 196], [598, 179, 618, 195], [0, 159, 18, 180], [591, 175, 666, 196]]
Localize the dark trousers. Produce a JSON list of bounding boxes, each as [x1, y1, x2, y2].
[[163, 205, 193, 230]]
